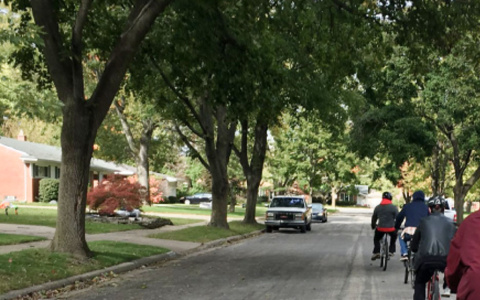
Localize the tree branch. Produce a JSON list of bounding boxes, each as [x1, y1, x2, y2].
[[71, 0, 93, 103], [149, 56, 207, 136], [90, 0, 174, 130], [174, 124, 210, 170], [113, 96, 139, 156], [31, 0, 73, 103]]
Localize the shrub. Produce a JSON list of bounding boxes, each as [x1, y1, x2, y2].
[[38, 179, 60, 202], [149, 176, 164, 204], [167, 196, 177, 204], [87, 175, 142, 216], [257, 196, 268, 203]]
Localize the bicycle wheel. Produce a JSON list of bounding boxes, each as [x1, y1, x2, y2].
[[433, 271, 440, 300], [427, 270, 440, 300], [409, 251, 415, 289], [382, 236, 388, 271], [404, 260, 409, 284]]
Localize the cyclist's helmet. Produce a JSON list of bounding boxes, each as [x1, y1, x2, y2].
[[427, 195, 445, 209], [382, 191, 393, 200]]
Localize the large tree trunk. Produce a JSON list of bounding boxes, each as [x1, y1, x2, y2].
[[235, 119, 268, 224], [210, 174, 230, 228], [203, 104, 236, 229], [50, 103, 96, 258]]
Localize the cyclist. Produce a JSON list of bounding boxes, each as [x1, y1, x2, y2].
[[445, 209, 480, 300], [411, 195, 456, 300], [371, 191, 398, 260], [395, 190, 429, 261]]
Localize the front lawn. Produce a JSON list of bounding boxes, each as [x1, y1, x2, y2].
[[145, 203, 268, 218], [0, 241, 169, 294], [0, 233, 46, 245], [0, 208, 204, 234]]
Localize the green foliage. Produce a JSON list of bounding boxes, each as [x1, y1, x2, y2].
[[167, 196, 178, 204], [257, 196, 268, 203], [38, 178, 59, 203]]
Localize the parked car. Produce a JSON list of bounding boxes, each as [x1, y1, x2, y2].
[[311, 203, 327, 223], [180, 193, 212, 205], [264, 195, 312, 233]]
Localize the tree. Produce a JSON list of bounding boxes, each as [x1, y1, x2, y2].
[[8, 0, 174, 258], [398, 159, 431, 203]]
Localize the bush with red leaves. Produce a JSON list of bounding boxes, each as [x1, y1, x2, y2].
[[87, 175, 143, 216]]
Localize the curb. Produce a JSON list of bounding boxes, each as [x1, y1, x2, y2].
[[0, 230, 264, 300]]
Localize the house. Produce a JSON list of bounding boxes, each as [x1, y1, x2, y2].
[[336, 185, 372, 206], [0, 133, 131, 202]]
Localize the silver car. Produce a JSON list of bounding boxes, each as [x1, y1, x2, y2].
[[264, 195, 312, 233]]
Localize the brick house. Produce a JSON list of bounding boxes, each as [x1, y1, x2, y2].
[[0, 133, 131, 202]]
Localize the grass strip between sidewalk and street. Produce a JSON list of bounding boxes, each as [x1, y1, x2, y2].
[[148, 220, 265, 243], [0, 241, 169, 294], [0, 233, 46, 246]]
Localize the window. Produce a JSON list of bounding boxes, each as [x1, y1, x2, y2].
[[32, 164, 51, 178]]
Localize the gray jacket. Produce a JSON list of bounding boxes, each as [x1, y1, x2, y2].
[[371, 200, 398, 231]]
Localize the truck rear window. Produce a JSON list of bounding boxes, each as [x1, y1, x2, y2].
[[270, 198, 305, 208]]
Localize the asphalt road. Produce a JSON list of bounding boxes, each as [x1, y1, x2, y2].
[[62, 209, 455, 300]]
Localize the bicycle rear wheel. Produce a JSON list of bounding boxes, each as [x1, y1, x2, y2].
[[427, 270, 440, 300], [382, 236, 388, 271], [404, 261, 409, 284]]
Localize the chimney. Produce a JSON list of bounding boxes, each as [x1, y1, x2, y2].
[[17, 130, 27, 141]]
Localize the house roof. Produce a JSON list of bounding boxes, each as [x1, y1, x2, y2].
[[0, 136, 129, 174]]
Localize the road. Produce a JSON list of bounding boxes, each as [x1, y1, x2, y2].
[[62, 209, 454, 300]]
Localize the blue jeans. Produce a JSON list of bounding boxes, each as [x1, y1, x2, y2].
[[399, 233, 412, 256]]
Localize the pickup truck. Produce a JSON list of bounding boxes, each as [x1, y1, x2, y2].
[[444, 198, 457, 224], [264, 195, 312, 233]]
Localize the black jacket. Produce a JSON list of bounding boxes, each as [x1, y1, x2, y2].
[[411, 212, 456, 270]]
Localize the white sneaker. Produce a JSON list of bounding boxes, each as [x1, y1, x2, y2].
[[441, 287, 451, 297]]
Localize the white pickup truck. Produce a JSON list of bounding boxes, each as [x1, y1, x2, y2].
[[444, 198, 457, 224], [264, 195, 312, 233]]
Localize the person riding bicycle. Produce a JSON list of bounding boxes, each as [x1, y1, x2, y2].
[[410, 195, 456, 300], [371, 191, 398, 260], [445, 209, 480, 300], [395, 190, 429, 261]]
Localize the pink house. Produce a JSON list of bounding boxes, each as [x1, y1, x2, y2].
[[0, 133, 130, 202]]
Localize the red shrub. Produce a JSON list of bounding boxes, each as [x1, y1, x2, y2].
[[149, 176, 164, 204], [87, 175, 143, 216]]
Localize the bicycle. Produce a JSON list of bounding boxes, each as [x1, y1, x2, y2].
[[379, 233, 389, 271], [427, 269, 441, 300], [403, 240, 415, 288]]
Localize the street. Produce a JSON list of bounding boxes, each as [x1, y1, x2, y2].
[[63, 209, 454, 300]]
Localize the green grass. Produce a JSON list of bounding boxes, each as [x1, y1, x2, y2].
[[144, 203, 268, 217], [0, 208, 204, 234], [0, 241, 168, 294], [148, 220, 264, 243], [0, 234, 46, 245]]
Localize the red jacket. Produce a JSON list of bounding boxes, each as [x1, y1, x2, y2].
[[445, 210, 480, 300]]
